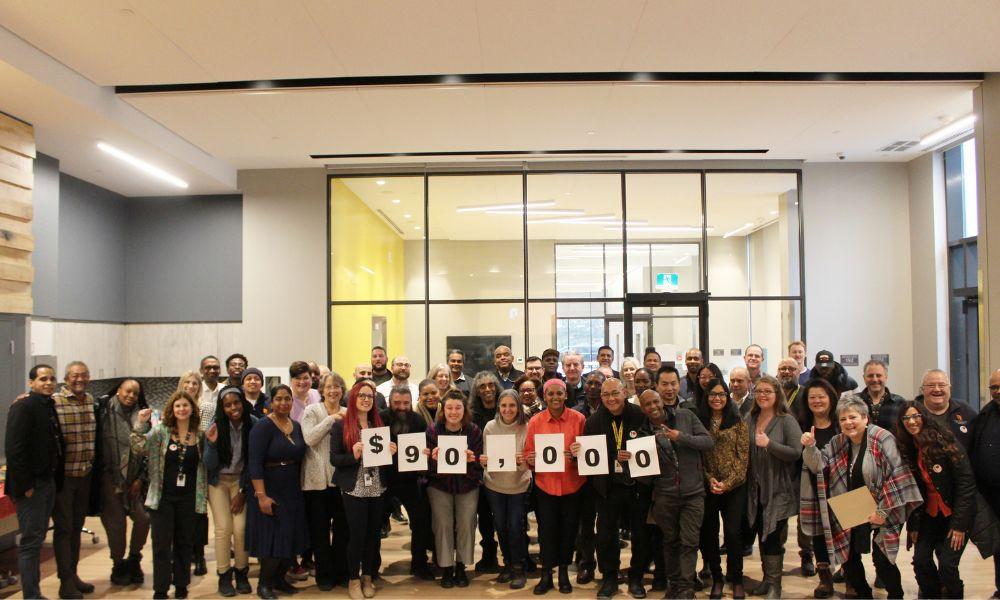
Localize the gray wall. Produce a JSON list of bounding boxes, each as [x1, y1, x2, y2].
[[29, 164, 242, 323], [57, 174, 127, 321], [125, 195, 242, 322], [31, 153, 61, 317]]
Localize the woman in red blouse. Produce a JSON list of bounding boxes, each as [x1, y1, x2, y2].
[[896, 400, 977, 599]]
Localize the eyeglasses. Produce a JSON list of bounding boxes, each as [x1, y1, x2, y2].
[[357, 393, 375, 400], [901, 414, 923, 423], [990, 385, 1000, 392], [923, 383, 950, 390], [754, 389, 776, 397], [707, 392, 728, 399]]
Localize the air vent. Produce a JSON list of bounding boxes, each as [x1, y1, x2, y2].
[[878, 140, 919, 152]]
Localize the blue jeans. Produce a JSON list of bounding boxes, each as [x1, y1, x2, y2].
[[484, 488, 528, 568], [14, 477, 56, 599]]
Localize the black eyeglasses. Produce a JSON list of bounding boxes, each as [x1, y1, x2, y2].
[[990, 385, 1000, 392]]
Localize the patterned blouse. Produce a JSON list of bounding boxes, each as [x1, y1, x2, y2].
[[703, 418, 750, 490]]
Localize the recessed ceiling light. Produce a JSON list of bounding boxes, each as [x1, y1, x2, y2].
[[403, 213, 412, 219], [392, 199, 401, 204], [375, 179, 386, 186], [413, 226, 421, 230], [96, 142, 188, 189], [769, 210, 779, 216], [488, 267, 500, 273]]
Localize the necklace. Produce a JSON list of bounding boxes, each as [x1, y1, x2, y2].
[[172, 429, 193, 477], [270, 415, 295, 444]]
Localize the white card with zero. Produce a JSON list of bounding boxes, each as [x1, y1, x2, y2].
[[396, 432, 428, 473], [626, 435, 660, 477], [361, 426, 392, 467], [486, 434, 517, 472], [534, 433, 565, 473], [575, 434, 609, 476], [437, 435, 468, 475]]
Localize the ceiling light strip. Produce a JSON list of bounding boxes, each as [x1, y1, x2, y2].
[[96, 142, 189, 189]]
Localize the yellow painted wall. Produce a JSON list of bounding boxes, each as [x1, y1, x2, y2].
[[330, 179, 406, 377]]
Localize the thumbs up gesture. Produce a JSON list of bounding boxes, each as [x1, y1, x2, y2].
[[801, 426, 816, 448]]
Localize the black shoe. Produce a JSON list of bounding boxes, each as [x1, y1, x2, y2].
[[234, 567, 252, 594], [534, 571, 554, 595], [524, 557, 538, 574], [576, 567, 595, 585], [597, 577, 618, 599], [557, 566, 572, 594], [440, 567, 455, 589], [110, 560, 131, 586], [801, 555, 816, 577], [497, 565, 513, 584], [627, 579, 646, 599], [128, 554, 145, 585], [742, 544, 753, 557], [271, 580, 298, 594], [73, 576, 95, 594], [193, 557, 208, 576], [511, 567, 527, 590], [620, 529, 631, 541], [174, 587, 188, 599], [316, 581, 334, 592], [411, 563, 436, 581], [475, 556, 500, 574], [833, 567, 845, 583], [154, 593, 169, 600], [650, 578, 666, 592], [391, 509, 407, 523], [709, 578, 724, 600], [256, 585, 277, 600], [454, 563, 469, 588], [59, 580, 84, 599], [719, 543, 728, 555], [380, 522, 390, 538], [874, 575, 885, 589], [218, 568, 236, 597]]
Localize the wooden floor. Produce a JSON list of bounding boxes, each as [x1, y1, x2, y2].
[[2, 513, 996, 599]]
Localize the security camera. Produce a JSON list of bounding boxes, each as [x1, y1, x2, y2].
[[836, 152, 846, 160]]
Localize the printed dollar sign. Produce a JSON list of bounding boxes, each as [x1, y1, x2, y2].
[[370, 434, 384, 453]]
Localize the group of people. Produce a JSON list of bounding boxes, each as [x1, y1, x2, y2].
[[6, 342, 1000, 600]]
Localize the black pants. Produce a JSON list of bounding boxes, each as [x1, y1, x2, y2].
[[149, 493, 196, 595], [913, 513, 966, 598], [259, 558, 288, 589], [575, 484, 597, 570], [476, 487, 498, 562], [535, 488, 581, 568], [389, 478, 433, 567], [752, 506, 787, 555], [304, 487, 349, 586], [648, 525, 665, 584], [843, 532, 903, 600], [700, 485, 746, 580], [596, 483, 650, 580], [193, 512, 208, 560], [341, 494, 385, 579], [52, 473, 91, 581], [812, 535, 830, 564]]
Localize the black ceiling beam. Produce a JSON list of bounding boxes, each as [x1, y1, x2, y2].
[[115, 71, 985, 94], [310, 148, 769, 160]]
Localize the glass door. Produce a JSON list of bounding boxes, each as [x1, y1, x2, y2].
[[624, 292, 708, 371]]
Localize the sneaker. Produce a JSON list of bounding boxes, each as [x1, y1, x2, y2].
[[287, 566, 309, 581]]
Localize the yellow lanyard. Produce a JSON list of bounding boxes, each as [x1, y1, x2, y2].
[[611, 419, 624, 450]]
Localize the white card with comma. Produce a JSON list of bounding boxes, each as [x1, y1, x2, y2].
[[575, 434, 610, 476], [486, 434, 516, 472], [396, 432, 427, 473], [436, 435, 468, 475], [534, 433, 565, 473]]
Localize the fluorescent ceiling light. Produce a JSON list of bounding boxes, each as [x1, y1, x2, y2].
[[359, 265, 376, 275], [723, 222, 755, 238], [486, 208, 585, 216], [391, 199, 401, 204], [456, 201, 554, 213], [604, 225, 711, 233], [375, 179, 386, 186], [920, 114, 976, 148], [96, 142, 188, 189]]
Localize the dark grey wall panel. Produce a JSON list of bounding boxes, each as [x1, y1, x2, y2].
[[57, 174, 126, 321], [31, 153, 60, 317], [125, 195, 242, 322]]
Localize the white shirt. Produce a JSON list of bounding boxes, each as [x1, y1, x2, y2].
[[376, 380, 420, 408], [199, 381, 221, 431]]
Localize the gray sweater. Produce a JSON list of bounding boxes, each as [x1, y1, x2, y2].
[[746, 412, 803, 538], [482, 417, 531, 494], [651, 406, 715, 498]]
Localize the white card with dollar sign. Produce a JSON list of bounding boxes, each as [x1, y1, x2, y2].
[[486, 434, 516, 472], [361, 426, 393, 467]]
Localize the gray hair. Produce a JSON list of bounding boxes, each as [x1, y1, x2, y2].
[[562, 350, 583, 366], [836, 395, 869, 419], [64, 360, 89, 378], [621, 357, 641, 371]]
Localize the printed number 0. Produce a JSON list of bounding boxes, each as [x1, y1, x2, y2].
[[584, 448, 599, 467], [542, 446, 557, 464], [445, 447, 460, 465], [635, 450, 650, 468]]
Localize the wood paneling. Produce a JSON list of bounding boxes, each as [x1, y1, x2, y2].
[[0, 112, 33, 314]]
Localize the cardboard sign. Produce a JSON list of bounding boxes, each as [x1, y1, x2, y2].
[[396, 432, 428, 473], [486, 434, 517, 472], [361, 426, 392, 467], [626, 435, 660, 477], [437, 435, 468, 475], [575, 434, 609, 476], [827, 486, 877, 529], [534, 433, 565, 473]]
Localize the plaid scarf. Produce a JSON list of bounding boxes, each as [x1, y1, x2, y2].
[[799, 425, 922, 569]]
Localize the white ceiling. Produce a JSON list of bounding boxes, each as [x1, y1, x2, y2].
[[0, 1, 993, 195]]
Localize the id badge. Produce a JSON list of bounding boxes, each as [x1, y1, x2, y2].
[[614, 461, 623, 474], [363, 471, 373, 488], [176, 473, 186, 487]]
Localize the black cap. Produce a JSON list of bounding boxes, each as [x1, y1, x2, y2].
[[815, 350, 834, 367]]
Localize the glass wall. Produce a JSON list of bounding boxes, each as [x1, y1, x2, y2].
[[329, 169, 804, 379]]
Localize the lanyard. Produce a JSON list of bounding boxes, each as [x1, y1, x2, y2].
[[611, 419, 624, 450]]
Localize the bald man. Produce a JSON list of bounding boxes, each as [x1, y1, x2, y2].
[[493, 345, 524, 390], [918, 369, 976, 450], [970, 369, 1000, 598]]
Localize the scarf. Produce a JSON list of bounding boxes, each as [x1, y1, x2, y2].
[[800, 425, 922, 569]]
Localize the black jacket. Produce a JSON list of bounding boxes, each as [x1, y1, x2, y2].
[[5, 392, 64, 498], [328, 420, 391, 494], [807, 362, 858, 395], [494, 368, 524, 390], [583, 403, 650, 498], [378, 409, 428, 485], [920, 398, 977, 451], [907, 449, 977, 534], [971, 401, 1000, 489]]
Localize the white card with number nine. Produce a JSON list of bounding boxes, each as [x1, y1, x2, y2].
[[626, 435, 660, 477], [486, 434, 516, 472], [437, 435, 468, 475], [575, 434, 609, 476], [396, 432, 427, 473], [361, 426, 392, 467], [533, 433, 565, 473]]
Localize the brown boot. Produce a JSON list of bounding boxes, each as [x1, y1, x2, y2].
[[814, 562, 833, 599]]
